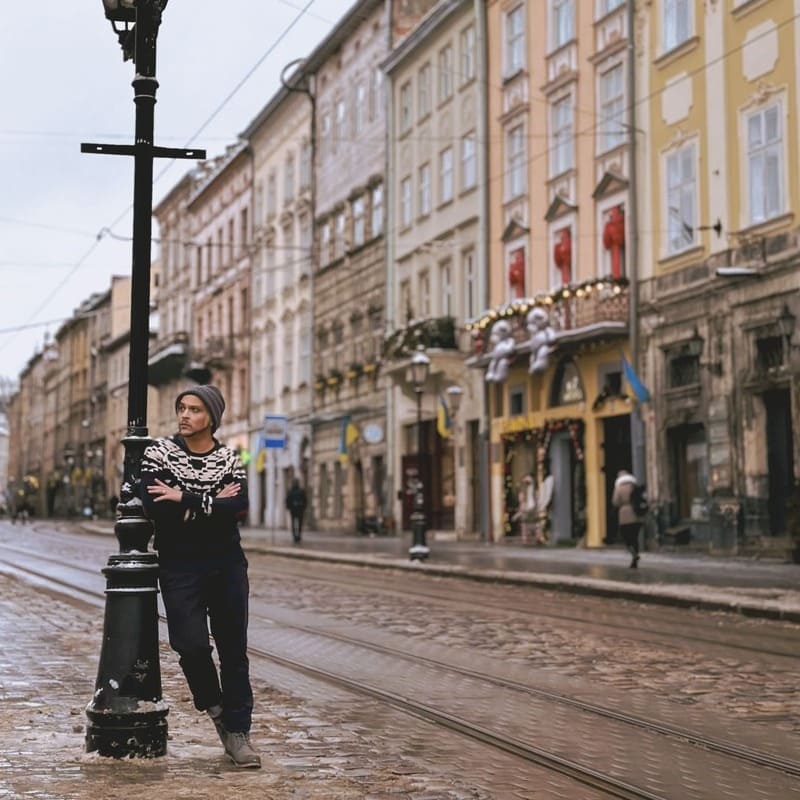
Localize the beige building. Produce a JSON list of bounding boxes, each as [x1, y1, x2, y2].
[[470, 0, 634, 546], [184, 143, 252, 455], [635, 0, 800, 554], [305, 0, 390, 534], [242, 78, 314, 529], [383, 0, 487, 538]]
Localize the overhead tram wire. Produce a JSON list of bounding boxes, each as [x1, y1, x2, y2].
[[0, 0, 323, 356]]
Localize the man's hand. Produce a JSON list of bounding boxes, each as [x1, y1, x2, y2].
[[147, 479, 183, 504], [216, 483, 241, 499]]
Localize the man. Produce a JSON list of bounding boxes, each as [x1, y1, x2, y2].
[[285, 478, 307, 543], [140, 384, 260, 768]]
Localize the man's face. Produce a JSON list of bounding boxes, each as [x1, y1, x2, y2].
[[177, 395, 211, 438]]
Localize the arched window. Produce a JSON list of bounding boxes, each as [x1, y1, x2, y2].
[[550, 358, 584, 406]]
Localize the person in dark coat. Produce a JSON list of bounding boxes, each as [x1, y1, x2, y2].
[[285, 478, 307, 543], [612, 469, 643, 568]]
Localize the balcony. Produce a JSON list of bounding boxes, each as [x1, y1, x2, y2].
[[467, 277, 629, 366], [383, 316, 458, 361], [148, 331, 189, 386]]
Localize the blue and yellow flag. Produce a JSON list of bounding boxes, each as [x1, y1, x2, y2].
[[436, 394, 452, 438], [621, 353, 651, 403], [338, 416, 359, 463]]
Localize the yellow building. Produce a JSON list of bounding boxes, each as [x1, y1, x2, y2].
[[477, 1, 636, 546]]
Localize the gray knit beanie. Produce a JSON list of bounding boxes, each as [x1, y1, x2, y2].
[[175, 385, 225, 432]]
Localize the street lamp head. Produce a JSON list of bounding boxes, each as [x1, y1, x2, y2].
[[410, 349, 430, 390], [777, 304, 795, 340], [445, 385, 464, 416], [102, 0, 136, 22]]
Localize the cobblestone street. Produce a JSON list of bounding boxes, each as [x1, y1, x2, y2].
[[0, 573, 493, 799]]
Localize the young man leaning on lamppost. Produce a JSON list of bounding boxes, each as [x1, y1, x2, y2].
[[140, 384, 261, 768]]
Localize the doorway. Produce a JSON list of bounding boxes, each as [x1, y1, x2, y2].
[[602, 414, 631, 544], [764, 389, 793, 535]]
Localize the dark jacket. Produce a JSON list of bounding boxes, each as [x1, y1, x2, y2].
[[285, 485, 307, 515], [140, 435, 249, 561]]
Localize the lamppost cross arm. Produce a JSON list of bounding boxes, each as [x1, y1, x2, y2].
[[81, 142, 206, 160]]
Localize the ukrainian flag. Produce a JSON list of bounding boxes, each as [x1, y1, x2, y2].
[[436, 394, 452, 439], [338, 416, 359, 463], [621, 353, 651, 404]]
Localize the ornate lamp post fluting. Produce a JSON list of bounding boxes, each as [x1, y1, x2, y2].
[[409, 349, 430, 561], [82, 0, 205, 758]]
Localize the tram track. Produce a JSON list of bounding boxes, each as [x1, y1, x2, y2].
[[1, 537, 799, 800]]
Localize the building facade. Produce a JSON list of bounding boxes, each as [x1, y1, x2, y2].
[[384, 0, 487, 538], [243, 79, 314, 528], [306, 0, 390, 534], [635, 0, 800, 554]]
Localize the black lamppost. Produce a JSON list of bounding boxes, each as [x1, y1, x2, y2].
[[82, 0, 204, 758], [409, 349, 430, 561]]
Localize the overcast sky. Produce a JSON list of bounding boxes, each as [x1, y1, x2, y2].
[[0, 0, 355, 382]]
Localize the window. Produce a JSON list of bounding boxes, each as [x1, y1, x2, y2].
[[600, 0, 624, 15], [299, 317, 311, 384], [371, 184, 384, 236], [266, 247, 276, 296], [354, 82, 367, 134], [439, 260, 453, 316], [663, 0, 690, 52], [460, 25, 476, 83], [320, 111, 331, 158], [748, 104, 783, 224], [463, 249, 477, 319], [400, 279, 412, 321], [599, 64, 625, 152], [461, 131, 477, 190], [438, 45, 454, 102], [371, 66, 384, 121], [505, 5, 525, 75], [419, 163, 431, 217], [300, 139, 312, 190], [283, 321, 294, 388], [666, 143, 696, 254], [552, 0, 574, 49], [267, 171, 277, 217], [419, 270, 431, 317], [320, 222, 331, 267], [352, 196, 365, 247], [418, 62, 431, 119], [400, 81, 412, 133], [334, 211, 346, 259], [335, 98, 346, 147], [509, 385, 525, 416], [400, 176, 412, 227], [265, 339, 275, 398], [669, 353, 699, 388], [284, 154, 295, 204], [254, 181, 264, 227], [550, 96, 574, 176], [506, 124, 526, 198], [440, 147, 454, 204]]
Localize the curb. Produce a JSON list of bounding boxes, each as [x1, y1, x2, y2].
[[243, 541, 800, 624]]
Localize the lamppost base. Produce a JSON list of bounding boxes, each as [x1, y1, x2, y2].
[[408, 543, 430, 561]]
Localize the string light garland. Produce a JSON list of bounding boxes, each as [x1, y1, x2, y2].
[[465, 276, 629, 334]]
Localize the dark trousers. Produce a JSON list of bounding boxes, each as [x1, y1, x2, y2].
[[619, 523, 641, 560], [290, 511, 304, 541], [159, 550, 253, 733]]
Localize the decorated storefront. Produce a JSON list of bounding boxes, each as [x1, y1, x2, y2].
[[467, 277, 633, 547]]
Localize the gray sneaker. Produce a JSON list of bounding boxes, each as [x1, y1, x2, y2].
[[207, 705, 226, 748], [223, 730, 262, 769]]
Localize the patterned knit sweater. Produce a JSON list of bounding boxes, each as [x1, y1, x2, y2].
[[140, 435, 248, 561]]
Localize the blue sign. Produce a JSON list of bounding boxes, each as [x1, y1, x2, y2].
[[262, 414, 287, 449]]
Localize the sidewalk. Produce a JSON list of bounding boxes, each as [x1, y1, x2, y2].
[[238, 526, 800, 622], [79, 520, 800, 622]]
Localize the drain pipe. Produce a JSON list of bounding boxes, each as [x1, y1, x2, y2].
[[627, 0, 646, 482], [475, 0, 491, 541]]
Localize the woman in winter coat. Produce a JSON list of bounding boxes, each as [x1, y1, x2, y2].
[[612, 469, 642, 568]]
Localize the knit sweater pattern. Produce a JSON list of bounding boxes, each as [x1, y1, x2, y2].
[[140, 435, 249, 561]]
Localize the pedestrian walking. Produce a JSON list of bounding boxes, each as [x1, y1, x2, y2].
[[285, 478, 307, 543], [140, 384, 260, 769], [612, 469, 643, 568]]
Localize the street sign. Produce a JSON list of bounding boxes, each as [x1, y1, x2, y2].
[[262, 414, 287, 449]]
